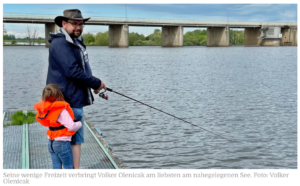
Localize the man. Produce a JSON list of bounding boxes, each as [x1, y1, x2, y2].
[[47, 9, 106, 169]]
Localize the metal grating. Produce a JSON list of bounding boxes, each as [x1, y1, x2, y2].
[[28, 122, 52, 169], [80, 123, 115, 169], [3, 125, 23, 169], [3, 110, 116, 169], [28, 122, 116, 169]]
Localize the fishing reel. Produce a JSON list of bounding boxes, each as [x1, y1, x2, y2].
[[99, 91, 108, 100]]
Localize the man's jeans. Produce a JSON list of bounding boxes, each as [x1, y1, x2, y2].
[[48, 140, 73, 169], [71, 107, 84, 145]]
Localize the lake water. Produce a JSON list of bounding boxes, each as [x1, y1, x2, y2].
[[3, 46, 297, 169]]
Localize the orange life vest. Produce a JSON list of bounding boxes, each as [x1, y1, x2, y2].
[[33, 100, 76, 140]]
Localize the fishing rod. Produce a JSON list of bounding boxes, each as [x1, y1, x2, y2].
[[99, 88, 231, 141]]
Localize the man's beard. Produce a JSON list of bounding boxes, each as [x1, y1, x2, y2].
[[70, 30, 82, 38]]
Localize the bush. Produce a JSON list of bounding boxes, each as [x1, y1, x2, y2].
[[141, 40, 157, 46], [184, 42, 194, 46], [11, 40, 17, 45]]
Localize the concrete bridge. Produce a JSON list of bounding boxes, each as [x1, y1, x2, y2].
[[3, 12, 298, 47]]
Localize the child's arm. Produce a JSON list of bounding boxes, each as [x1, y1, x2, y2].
[[57, 109, 82, 131]]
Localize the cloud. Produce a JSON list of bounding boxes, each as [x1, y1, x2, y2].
[[6, 30, 44, 38], [6, 31, 28, 38], [279, 10, 297, 18], [83, 10, 104, 15]]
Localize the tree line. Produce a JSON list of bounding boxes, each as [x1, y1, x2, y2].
[[4, 34, 16, 40], [82, 29, 208, 46], [82, 29, 245, 46]]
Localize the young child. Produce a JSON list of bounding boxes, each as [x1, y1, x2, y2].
[[34, 84, 82, 169]]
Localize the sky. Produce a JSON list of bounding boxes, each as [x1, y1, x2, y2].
[[3, 4, 298, 38]]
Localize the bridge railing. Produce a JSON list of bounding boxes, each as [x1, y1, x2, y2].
[[3, 12, 297, 26], [3, 12, 56, 20], [3, 12, 228, 23]]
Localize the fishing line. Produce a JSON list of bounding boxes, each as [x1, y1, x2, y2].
[[101, 88, 232, 141]]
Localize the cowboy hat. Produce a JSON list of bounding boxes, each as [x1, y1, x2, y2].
[[54, 9, 90, 27]]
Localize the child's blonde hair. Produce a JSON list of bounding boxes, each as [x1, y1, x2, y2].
[[41, 84, 65, 102]]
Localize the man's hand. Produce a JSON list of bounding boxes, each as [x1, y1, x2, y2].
[[94, 81, 106, 94]]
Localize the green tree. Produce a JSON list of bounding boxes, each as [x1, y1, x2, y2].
[[129, 32, 139, 46], [7, 34, 16, 40], [147, 32, 161, 45], [154, 29, 161, 33], [230, 30, 244, 45], [3, 26, 7, 45], [184, 31, 197, 45], [230, 30, 235, 45], [94, 32, 109, 46], [183, 29, 206, 46], [129, 32, 145, 46], [82, 32, 95, 45], [198, 34, 206, 45]]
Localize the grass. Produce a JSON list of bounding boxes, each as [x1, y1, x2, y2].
[[26, 112, 36, 124], [11, 111, 25, 125], [4, 111, 36, 127]]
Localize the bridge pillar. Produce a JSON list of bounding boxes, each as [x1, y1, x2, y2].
[[162, 26, 183, 47], [206, 27, 229, 47], [258, 26, 282, 46], [45, 23, 59, 48], [280, 28, 297, 46], [109, 25, 129, 47], [244, 28, 262, 46], [260, 39, 281, 46]]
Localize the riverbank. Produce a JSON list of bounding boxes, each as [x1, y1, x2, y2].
[[3, 44, 45, 46], [3, 40, 45, 46]]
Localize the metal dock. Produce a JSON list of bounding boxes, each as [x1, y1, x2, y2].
[[3, 110, 125, 169]]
